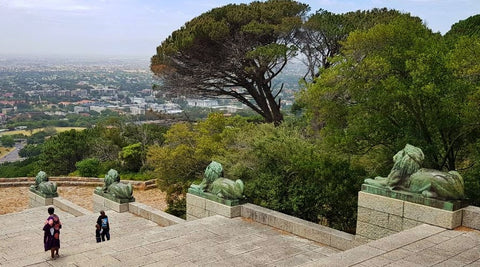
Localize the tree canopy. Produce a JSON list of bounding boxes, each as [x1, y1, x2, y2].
[[446, 14, 480, 38], [297, 8, 419, 82], [151, 0, 309, 124], [299, 15, 480, 171]]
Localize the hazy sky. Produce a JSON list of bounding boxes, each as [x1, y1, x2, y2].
[[0, 0, 478, 58]]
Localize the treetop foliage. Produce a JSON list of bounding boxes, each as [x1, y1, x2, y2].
[[299, 14, 480, 173], [446, 14, 480, 38], [151, 2, 426, 125], [298, 8, 420, 81], [151, 0, 309, 124]]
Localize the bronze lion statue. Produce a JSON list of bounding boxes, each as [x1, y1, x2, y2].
[[364, 144, 464, 200], [96, 169, 133, 200], [30, 171, 58, 197], [189, 161, 244, 200]]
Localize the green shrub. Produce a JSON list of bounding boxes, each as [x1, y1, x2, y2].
[[118, 172, 151, 181], [0, 135, 15, 147], [224, 124, 365, 233], [19, 144, 42, 158], [75, 158, 101, 177], [119, 143, 143, 172], [99, 160, 120, 175]]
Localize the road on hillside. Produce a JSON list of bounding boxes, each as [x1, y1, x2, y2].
[[0, 141, 26, 163]]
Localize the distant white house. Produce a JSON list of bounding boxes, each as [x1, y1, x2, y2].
[[73, 106, 89, 114], [150, 102, 183, 114], [186, 99, 219, 108], [212, 105, 244, 113], [45, 111, 67, 116], [130, 106, 145, 115], [89, 106, 107, 113], [131, 97, 146, 104]]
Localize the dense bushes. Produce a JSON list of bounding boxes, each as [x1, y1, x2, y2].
[[147, 114, 365, 232], [0, 157, 38, 177], [224, 124, 365, 232]]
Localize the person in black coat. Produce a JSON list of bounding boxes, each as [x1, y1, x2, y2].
[[96, 210, 110, 241]]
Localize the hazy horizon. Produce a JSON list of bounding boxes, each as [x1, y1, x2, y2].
[[0, 0, 478, 58]]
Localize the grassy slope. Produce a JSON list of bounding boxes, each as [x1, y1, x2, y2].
[[0, 127, 85, 157], [0, 127, 86, 137], [0, 147, 13, 158]]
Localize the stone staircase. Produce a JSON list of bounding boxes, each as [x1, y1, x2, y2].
[[0, 207, 339, 266]]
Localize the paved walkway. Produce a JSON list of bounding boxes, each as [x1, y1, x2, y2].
[[2, 206, 480, 266], [302, 224, 480, 267], [0, 207, 339, 266]]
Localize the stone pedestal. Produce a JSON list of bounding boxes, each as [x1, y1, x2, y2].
[[186, 192, 242, 221], [93, 192, 132, 213], [462, 206, 480, 230], [29, 191, 54, 208], [356, 186, 465, 240]]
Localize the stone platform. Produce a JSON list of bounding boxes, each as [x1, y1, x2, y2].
[[0, 207, 339, 266], [356, 191, 465, 240], [303, 224, 480, 266]]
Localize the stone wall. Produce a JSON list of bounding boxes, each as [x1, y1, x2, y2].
[[93, 193, 130, 213], [0, 177, 156, 190], [356, 191, 463, 240], [53, 197, 91, 216], [93, 193, 185, 227], [186, 193, 241, 220], [129, 202, 185, 227], [29, 192, 90, 216], [241, 203, 366, 251], [462, 206, 480, 230]]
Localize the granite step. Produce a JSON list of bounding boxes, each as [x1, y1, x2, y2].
[[0, 206, 339, 266]]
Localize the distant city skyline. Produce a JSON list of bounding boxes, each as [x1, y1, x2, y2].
[[0, 0, 478, 58]]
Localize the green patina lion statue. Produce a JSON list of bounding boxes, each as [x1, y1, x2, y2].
[[96, 169, 133, 200], [30, 171, 57, 197], [364, 144, 465, 200], [190, 161, 244, 200]]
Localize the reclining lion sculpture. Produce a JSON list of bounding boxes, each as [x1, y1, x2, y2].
[[364, 144, 465, 200], [95, 169, 133, 200], [30, 171, 58, 197], [189, 161, 244, 200]]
